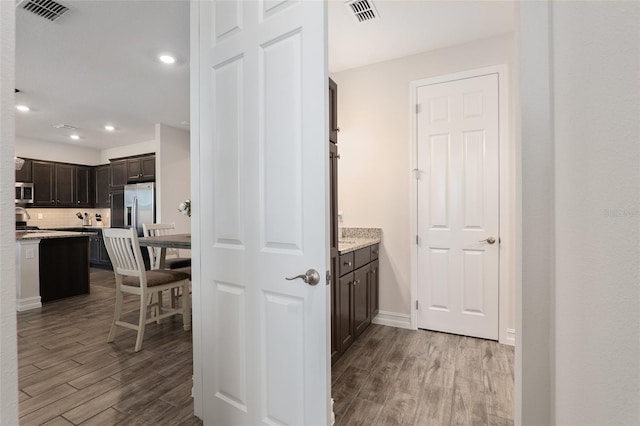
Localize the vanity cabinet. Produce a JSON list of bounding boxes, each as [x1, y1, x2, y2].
[[334, 243, 380, 362]]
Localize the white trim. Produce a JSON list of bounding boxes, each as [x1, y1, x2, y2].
[[409, 65, 514, 345], [17, 297, 42, 312], [504, 328, 516, 346], [189, 0, 203, 419], [372, 310, 412, 330]]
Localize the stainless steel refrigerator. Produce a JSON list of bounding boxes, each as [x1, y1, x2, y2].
[[124, 183, 155, 236]]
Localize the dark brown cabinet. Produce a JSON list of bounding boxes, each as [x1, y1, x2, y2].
[[110, 187, 125, 228], [334, 244, 379, 362], [126, 155, 155, 183], [110, 159, 128, 188], [15, 159, 32, 182], [371, 258, 379, 317], [75, 166, 93, 207], [32, 161, 78, 207], [330, 142, 340, 364], [329, 78, 339, 144], [54, 163, 75, 207], [338, 273, 354, 353], [32, 161, 55, 206], [353, 264, 371, 338], [89, 229, 112, 269], [94, 165, 110, 208], [39, 236, 90, 302]]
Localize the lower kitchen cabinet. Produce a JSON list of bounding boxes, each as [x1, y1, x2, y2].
[[89, 230, 112, 269], [39, 237, 90, 303], [333, 243, 379, 363]]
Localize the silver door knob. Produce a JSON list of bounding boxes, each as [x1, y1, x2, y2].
[[286, 269, 320, 286], [479, 236, 496, 244]]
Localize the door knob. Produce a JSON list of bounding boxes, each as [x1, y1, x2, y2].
[[286, 269, 320, 286], [479, 236, 496, 244]]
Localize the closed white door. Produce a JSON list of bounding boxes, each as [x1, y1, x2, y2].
[[416, 73, 500, 340], [194, 1, 329, 425]]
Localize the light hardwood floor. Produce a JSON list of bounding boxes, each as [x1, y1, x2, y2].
[[18, 269, 513, 425], [331, 325, 514, 425]]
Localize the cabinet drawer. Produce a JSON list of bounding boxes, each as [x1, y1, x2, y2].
[[354, 246, 371, 270], [370, 244, 379, 260], [339, 252, 354, 276]]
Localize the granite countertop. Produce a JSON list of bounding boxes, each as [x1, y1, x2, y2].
[[42, 226, 108, 230], [338, 227, 382, 254], [16, 230, 97, 241]]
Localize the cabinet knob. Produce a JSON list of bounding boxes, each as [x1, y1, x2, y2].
[[77, 200, 80, 204], [344, 261, 352, 266], [353, 279, 359, 286], [51, 200, 55, 204], [336, 154, 341, 160]]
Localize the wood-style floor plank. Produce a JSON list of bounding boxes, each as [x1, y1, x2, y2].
[[17, 269, 201, 426], [333, 325, 514, 426], [18, 270, 513, 426]]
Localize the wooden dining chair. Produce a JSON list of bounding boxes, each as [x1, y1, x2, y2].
[[103, 227, 191, 352], [142, 223, 191, 271]]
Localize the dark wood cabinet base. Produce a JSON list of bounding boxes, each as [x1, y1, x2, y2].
[[39, 237, 90, 303]]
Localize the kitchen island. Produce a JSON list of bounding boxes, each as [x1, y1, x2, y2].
[[16, 230, 95, 310]]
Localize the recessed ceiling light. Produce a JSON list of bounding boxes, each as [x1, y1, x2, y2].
[[159, 54, 176, 64], [70, 134, 80, 140], [104, 125, 115, 131], [16, 105, 30, 112]]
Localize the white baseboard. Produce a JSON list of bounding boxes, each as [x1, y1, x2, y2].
[[17, 296, 41, 312], [500, 328, 516, 346], [372, 310, 413, 330]]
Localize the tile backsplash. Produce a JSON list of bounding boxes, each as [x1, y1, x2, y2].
[[23, 208, 111, 228]]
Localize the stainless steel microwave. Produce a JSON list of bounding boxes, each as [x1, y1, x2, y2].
[[15, 182, 34, 205]]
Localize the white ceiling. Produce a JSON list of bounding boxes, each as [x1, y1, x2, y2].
[[15, 0, 190, 150], [328, 0, 515, 72], [15, 0, 514, 151]]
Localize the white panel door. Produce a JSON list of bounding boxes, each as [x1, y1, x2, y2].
[[195, 1, 329, 425], [416, 73, 500, 340]]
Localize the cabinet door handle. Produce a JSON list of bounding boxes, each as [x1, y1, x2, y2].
[[343, 261, 352, 267], [353, 279, 360, 286]]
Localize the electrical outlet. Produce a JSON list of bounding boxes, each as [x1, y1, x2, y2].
[[25, 248, 34, 259], [37, 213, 43, 220]]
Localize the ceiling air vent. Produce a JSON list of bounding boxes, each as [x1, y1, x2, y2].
[[53, 124, 78, 131], [17, 0, 69, 22], [345, 0, 380, 23]]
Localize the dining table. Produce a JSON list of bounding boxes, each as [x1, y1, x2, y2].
[[138, 233, 191, 269]]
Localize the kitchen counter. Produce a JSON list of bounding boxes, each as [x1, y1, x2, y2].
[[338, 227, 382, 254], [16, 230, 97, 241]]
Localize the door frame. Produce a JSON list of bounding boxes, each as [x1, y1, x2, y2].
[[409, 64, 515, 345]]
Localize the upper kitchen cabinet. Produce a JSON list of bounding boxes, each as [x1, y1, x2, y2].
[[32, 161, 76, 207], [32, 161, 55, 206], [329, 78, 339, 144], [110, 159, 128, 188], [15, 159, 33, 183], [126, 154, 155, 183], [55, 163, 75, 207], [94, 165, 110, 208], [75, 166, 93, 208]]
